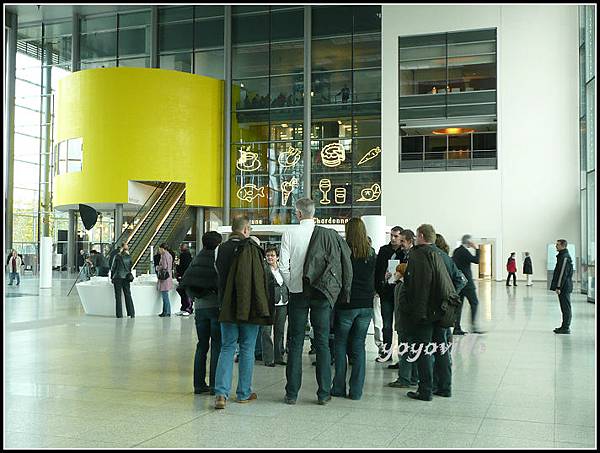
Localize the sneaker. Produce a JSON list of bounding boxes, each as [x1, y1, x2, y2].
[[181, 311, 190, 316], [236, 392, 257, 404], [214, 396, 226, 409], [175, 311, 184, 316]]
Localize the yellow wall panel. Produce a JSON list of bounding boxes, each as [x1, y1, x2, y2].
[[54, 68, 224, 208]]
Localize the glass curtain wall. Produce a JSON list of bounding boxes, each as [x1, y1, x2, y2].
[[579, 5, 595, 303], [398, 29, 497, 172], [311, 6, 382, 223]]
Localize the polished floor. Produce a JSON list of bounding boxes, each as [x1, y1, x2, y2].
[[4, 274, 597, 449]]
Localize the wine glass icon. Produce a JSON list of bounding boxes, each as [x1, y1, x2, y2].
[[319, 179, 331, 205]]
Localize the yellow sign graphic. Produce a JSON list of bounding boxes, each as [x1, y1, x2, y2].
[[319, 179, 332, 205], [236, 146, 261, 172], [278, 146, 302, 169], [236, 184, 266, 203], [321, 143, 346, 167], [357, 146, 381, 166], [281, 177, 299, 206], [357, 183, 381, 202]]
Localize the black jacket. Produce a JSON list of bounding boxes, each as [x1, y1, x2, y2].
[[176, 249, 193, 280], [432, 245, 467, 294], [267, 267, 289, 306], [374, 243, 405, 299], [523, 256, 533, 275], [452, 245, 480, 284], [110, 252, 132, 280], [215, 233, 245, 305], [181, 248, 218, 299], [303, 226, 353, 308], [338, 249, 376, 310], [550, 249, 573, 293]]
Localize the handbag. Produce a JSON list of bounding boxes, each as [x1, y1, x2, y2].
[[157, 269, 170, 281], [126, 272, 134, 283]]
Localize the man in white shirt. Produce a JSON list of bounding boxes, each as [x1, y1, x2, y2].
[[280, 198, 352, 405]]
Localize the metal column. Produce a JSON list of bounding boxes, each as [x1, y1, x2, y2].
[[223, 6, 232, 226], [71, 13, 80, 72], [195, 207, 205, 255], [67, 209, 76, 273], [150, 6, 158, 68], [5, 12, 17, 252], [303, 6, 312, 197], [39, 41, 53, 239], [114, 204, 124, 244]]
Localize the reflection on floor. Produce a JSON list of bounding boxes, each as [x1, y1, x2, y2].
[[4, 276, 596, 448]]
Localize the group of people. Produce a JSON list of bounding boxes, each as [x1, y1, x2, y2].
[[505, 251, 533, 286]]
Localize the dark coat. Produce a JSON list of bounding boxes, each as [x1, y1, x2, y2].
[[180, 248, 218, 299], [219, 238, 272, 326], [452, 245, 480, 284], [267, 267, 289, 307], [176, 249, 193, 280], [374, 243, 404, 299], [215, 233, 245, 304], [110, 252, 132, 280], [550, 249, 573, 293], [432, 245, 467, 294], [399, 244, 458, 324], [303, 226, 353, 308], [523, 256, 533, 274]]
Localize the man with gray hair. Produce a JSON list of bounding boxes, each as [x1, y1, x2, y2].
[[451, 234, 484, 335], [280, 198, 352, 405]]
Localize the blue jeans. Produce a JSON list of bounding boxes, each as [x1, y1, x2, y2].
[[194, 307, 221, 391], [332, 307, 373, 400], [286, 292, 331, 401], [161, 291, 171, 315], [9, 272, 20, 285], [215, 322, 260, 401]]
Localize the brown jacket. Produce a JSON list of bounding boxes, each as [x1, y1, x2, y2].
[[219, 238, 272, 325]]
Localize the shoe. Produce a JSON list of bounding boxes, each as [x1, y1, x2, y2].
[[453, 329, 467, 335], [387, 363, 400, 369], [214, 396, 226, 409], [471, 329, 486, 334], [506, 284, 511, 286], [175, 311, 184, 316], [194, 386, 211, 394], [129, 315, 135, 318], [158, 313, 165, 317], [330, 391, 346, 398], [284, 396, 296, 405], [181, 311, 190, 316], [433, 390, 451, 397], [265, 362, 275, 367], [388, 380, 411, 388], [317, 396, 331, 405], [554, 328, 571, 334], [407, 391, 432, 401], [275, 361, 287, 366], [236, 392, 257, 403]]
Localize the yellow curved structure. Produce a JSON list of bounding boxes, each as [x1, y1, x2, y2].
[[54, 67, 224, 208]]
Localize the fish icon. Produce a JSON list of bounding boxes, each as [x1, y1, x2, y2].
[[357, 183, 381, 202], [357, 146, 381, 166], [236, 184, 266, 203], [278, 146, 302, 168], [236, 146, 262, 172]]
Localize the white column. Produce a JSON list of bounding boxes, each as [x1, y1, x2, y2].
[[39, 236, 53, 288], [361, 215, 387, 252]]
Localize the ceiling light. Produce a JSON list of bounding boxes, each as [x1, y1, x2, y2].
[[432, 127, 475, 135]]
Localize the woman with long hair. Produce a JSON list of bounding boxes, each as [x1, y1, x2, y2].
[[331, 217, 376, 400], [157, 242, 174, 317]]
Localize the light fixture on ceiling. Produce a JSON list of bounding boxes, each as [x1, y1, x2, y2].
[[432, 127, 475, 135]]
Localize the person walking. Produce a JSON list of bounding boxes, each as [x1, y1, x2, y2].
[[550, 239, 573, 334], [110, 243, 135, 318], [331, 218, 375, 400], [181, 231, 223, 395], [176, 243, 193, 316], [374, 226, 405, 362], [280, 198, 352, 405], [261, 246, 289, 367], [523, 252, 533, 286], [452, 234, 484, 335], [7, 250, 23, 286], [157, 243, 174, 317], [506, 252, 517, 286], [213, 216, 272, 409]]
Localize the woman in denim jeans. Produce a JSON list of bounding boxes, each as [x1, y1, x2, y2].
[[331, 218, 376, 400], [157, 243, 173, 317]]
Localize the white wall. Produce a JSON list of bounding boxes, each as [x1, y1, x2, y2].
[[381, 5, 580, 281]]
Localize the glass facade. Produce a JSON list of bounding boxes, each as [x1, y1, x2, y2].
[[579, 5, 596, 303], [398, 29, 497, 172]]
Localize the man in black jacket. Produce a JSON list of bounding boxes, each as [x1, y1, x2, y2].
[[374, 225, 404, 362], [452, 234, 484, 335], [176, 243, 194, 316], [550, 239, 573, 334]]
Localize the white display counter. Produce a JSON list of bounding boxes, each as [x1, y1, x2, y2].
[[76, 274, 181, 317]]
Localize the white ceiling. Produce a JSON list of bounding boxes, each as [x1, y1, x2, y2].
[[5, 4, 149, 26]]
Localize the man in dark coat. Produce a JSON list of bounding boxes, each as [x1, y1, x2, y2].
[[213, 216, 270, 410], [176, 243, 193, 315], [452, 234, 484, 335], [523, 252, 533, 286], [550, 239, 573, 334]]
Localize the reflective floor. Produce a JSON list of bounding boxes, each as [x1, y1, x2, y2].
[[4, 275, 596, 449]]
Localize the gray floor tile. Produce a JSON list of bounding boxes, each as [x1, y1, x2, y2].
[[472, 434, 555, 448], [555, 424, 596, 446], [478, 418, 555, 442]]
